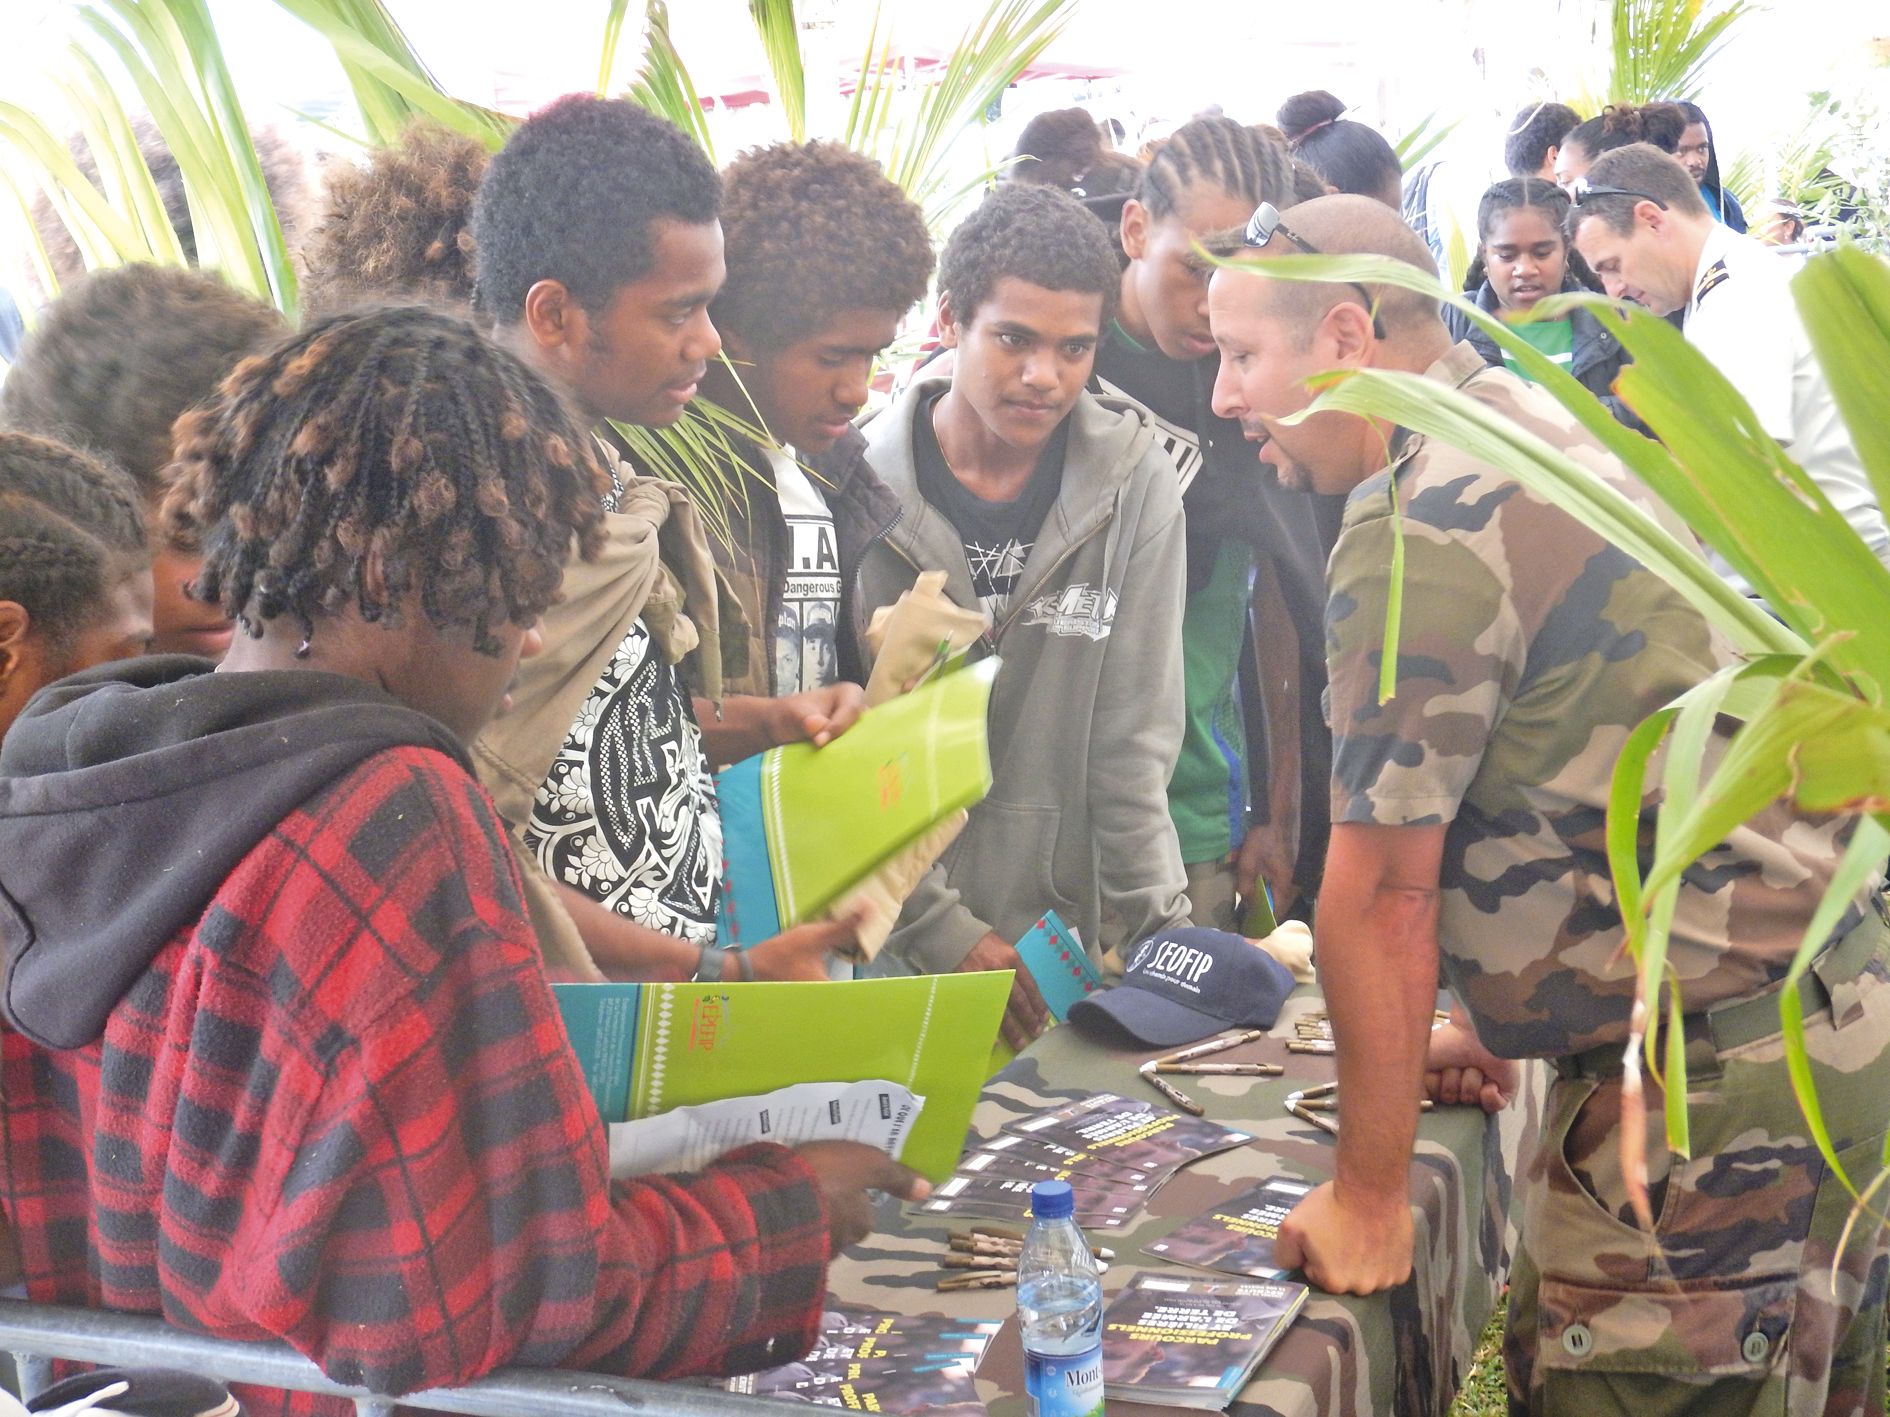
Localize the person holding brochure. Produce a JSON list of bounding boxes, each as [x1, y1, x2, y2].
[[0, 306, 927, 1415], [694, 139, 932, 705], [468, 97, 860, 984], [1208, 194, 1890, 1414], [856, 183, 1195, 1048]]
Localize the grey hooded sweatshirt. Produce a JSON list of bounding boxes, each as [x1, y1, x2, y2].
[[857, 376, 1192, 973]]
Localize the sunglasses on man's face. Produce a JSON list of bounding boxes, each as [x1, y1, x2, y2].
[[1568, 178, 1670, 210], [1241, 202, 1387, 340]]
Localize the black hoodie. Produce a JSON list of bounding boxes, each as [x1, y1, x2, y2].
[[0, 656, 470, 1050]]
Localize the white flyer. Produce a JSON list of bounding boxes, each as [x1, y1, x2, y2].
[[607, 1078, 925, 1177]]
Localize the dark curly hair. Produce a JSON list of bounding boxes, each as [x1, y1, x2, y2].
[[1563, 103, 1686, 167], [302, 121, 489, 317], [0, 264, 287, 503], [1277, 91, 1403, 204], [1505, 102, 1582, 178], [0, 431, 148, 650], [711, 140, 932, 352], [1007, 108, 1109, 191], [471, 95, 720, 323], [163, 306, 605, 656], [1137, 116, 1299, 220], [938, 184, 1121, 328]]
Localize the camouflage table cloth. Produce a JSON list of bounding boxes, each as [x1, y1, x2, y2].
[[823, 991, 1542, 1416]]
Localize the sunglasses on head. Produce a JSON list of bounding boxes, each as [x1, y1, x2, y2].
[[1568, 178, 1670, 209], [1242, 202, 1388, 340]]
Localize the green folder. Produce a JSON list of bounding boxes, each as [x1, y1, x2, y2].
[[554, 972, 1012, 1180], [717, 658, 996, 941]]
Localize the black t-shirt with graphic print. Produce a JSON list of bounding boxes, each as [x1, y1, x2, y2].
[[912, 389, 1070, 623]]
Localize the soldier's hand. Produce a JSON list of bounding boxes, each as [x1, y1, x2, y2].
[[793, 1141, 930, 1253], [1274, 1180, 1414, 1295], [1424, 1014, 1516, 1113]]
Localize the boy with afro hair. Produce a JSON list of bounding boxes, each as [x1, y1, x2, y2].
[[697, 139, 932, 704], [0, 264, 286, 658], [856, 183, 1196, 1048]]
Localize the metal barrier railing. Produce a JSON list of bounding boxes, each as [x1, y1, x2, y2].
[[0, 1300, 776, 1417]]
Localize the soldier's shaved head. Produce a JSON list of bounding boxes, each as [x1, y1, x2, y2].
[[1225, 193, 1443, 341]]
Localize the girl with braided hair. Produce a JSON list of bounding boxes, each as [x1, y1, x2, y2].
[[0, 303, 922, 1417], [0, 432, 151, 741], [1445, 178, 1638, 427], [1092, 115, 1335, 932]]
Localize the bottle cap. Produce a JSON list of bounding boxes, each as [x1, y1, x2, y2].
[[1031, 1180, 1075, 1219]]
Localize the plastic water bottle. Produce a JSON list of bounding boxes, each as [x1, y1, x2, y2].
[[1018, 1180, 1105, 1417]]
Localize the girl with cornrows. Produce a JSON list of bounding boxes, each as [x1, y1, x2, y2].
[[1446, 178, 1638, 427], [1091, 115, 1335, 930]]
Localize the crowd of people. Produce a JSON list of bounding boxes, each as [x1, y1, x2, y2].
[[1, 80, 1888, 1417]]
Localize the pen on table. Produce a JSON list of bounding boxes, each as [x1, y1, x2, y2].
[[1139, 1064, 1205, 1116], [1153, 1028, 1269, 1067], [1149, 1060, 1283, 1076], [938, 1271, 1016, 1291], [1289, 1105, 1340, 1137]]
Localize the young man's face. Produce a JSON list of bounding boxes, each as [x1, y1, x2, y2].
[[1572, 207, 1690, 315], [1121, 187, 1257, 361], [728, 307, 903, 455], [1677, 123, 1711, 184], [564, 217, 726, 428], [1207, 270, 1365, 497], [940, 277, 1104, 454]]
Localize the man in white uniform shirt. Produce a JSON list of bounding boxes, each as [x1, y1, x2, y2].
[[1569, 142, 1890, 594]]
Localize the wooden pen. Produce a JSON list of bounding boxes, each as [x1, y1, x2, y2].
[[1152, 1028, 1269, 1067], [1139, 1065, 1205, 1116]]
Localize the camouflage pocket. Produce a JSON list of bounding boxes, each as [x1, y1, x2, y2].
[[1535, 1272, 1794, 1416]]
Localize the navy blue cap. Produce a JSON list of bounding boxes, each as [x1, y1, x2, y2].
[[1031, 1179, 1075, 1219], [1068, 927, 1295, 1049]]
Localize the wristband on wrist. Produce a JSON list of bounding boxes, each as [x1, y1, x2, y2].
[[690, 941, 722, 983], [735, 946, 756, 982]]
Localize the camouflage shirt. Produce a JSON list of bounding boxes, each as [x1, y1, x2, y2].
[[1325, 342, 1854, 1058]]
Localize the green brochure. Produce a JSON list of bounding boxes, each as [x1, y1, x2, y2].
[[554, 971, 1012, 1179], [717, 658, 996, 942]]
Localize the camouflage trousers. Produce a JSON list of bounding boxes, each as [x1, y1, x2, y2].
[[1507, 911, 1890, 1416]]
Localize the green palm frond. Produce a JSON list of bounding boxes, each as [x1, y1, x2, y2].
[[268, 0, 513, 149], [844, 0, 1078, 214], [625, 0, 717, 162], [1604, 0, 1752, 104], [750, 0, 807, 144], [1392, 110, 1458, 169]]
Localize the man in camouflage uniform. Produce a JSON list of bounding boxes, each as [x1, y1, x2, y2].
[[1206, 193, 1890, 1415]]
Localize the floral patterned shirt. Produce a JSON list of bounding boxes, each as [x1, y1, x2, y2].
[[524, 617, 722, 944]]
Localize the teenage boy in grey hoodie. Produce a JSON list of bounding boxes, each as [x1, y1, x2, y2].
[[858, 184, 1192, 1049]]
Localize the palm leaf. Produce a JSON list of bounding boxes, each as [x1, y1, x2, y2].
[[625, 0, 717, 162], [1607, 0, 1752, 104], [749, 0, 807, 144], [1392, 110, 1458, 169], [597, 0, 635, 96], [267, 0, 513, 150], [845, 0, 1076, 213]]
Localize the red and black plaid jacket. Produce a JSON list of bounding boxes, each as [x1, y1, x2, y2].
[[0, 746, 830, 1415]]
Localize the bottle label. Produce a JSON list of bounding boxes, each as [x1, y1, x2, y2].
[[1024, 1343, 1104, 1417]]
